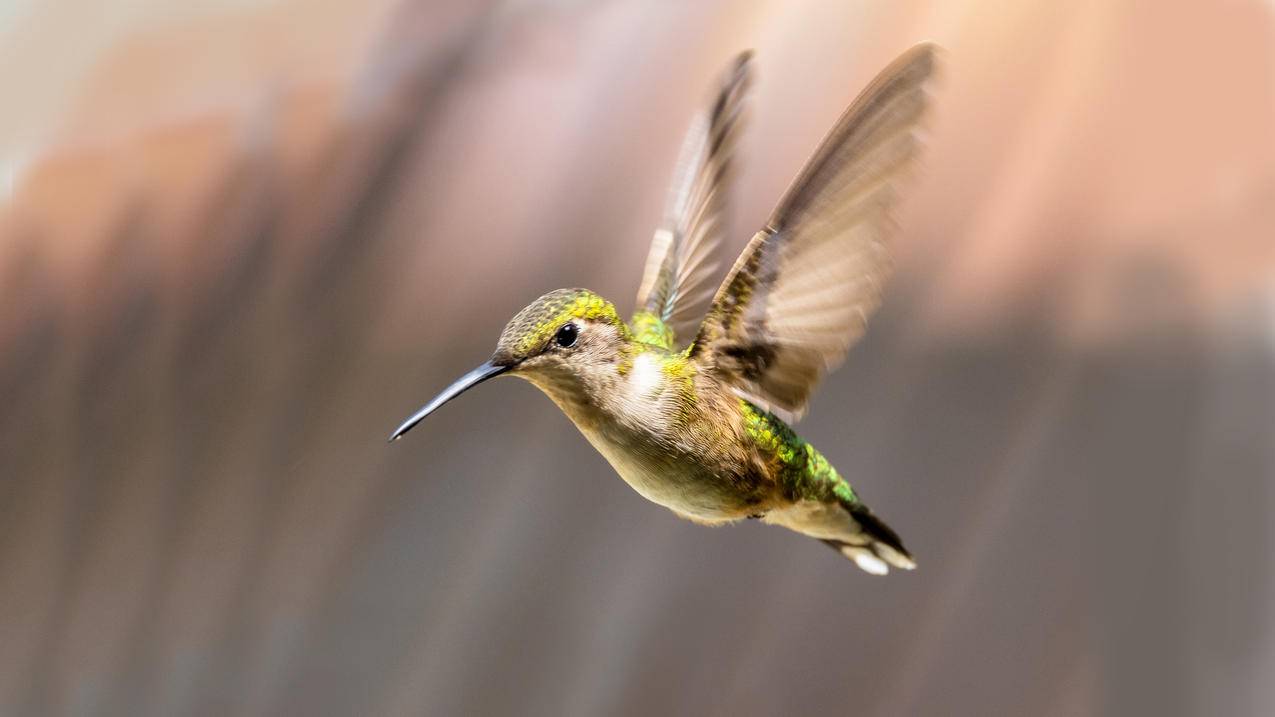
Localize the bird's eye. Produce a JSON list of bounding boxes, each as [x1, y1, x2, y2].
[[554, 322, 578, 348]]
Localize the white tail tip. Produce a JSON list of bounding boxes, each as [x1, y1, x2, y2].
[[842, 546, 890, 575]]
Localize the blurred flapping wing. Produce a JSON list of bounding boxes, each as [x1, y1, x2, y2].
[[634, 51, 753, 348], [689, 44, 936, 420]]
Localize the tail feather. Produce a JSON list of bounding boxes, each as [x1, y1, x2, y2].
[[821, 505, 915, 574], [762, 496, 915, 575]]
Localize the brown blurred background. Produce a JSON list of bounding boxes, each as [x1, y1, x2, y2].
[[2, 1, 1273, 715]]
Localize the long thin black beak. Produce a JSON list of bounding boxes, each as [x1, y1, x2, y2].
[[388, 360, 511, 442]]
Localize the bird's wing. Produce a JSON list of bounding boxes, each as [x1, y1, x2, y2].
[[688, 44, 936, 421], [632, 51, 753, 349]]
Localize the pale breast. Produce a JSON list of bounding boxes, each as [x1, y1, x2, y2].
[[530, 349, 766, 521], [582, 428, 750, 522]]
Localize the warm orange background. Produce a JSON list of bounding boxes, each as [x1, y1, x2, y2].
[[2, 2, 1273, 715]]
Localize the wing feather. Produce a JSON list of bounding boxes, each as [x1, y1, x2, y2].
[[634, 51, 753, 347], [689, 44, 937, 420]]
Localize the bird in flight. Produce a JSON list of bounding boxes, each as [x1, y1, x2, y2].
[[392, 44, 936, 574]]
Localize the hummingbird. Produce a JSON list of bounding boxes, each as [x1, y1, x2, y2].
[[391, 44, 935, 574]]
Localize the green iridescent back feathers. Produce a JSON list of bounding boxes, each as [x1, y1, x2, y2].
[[740, 400, 858, 506]]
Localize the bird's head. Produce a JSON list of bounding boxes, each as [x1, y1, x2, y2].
[[389, 288, 632, 441]]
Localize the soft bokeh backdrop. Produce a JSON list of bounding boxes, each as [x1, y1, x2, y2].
[[2, 1, 1273, 715]]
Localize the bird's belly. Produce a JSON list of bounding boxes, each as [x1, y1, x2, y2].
[[583, 431, 753, 522]]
